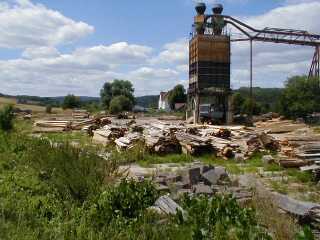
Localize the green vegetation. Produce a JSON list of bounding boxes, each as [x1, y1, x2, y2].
[[252, 192, 302, 240], [135, 95, 159, 108], [62, 94, 81, 109], [233, 87, 283, 115], [295, 227, 315, 240], [167, 84, 187, 110], [177, 195, 271, 239], [279, 76, 320, 119], [286, 169, 313, 183], [100, 79, 135, 112], [0, 123, 289, 240], [109, 95, 134, 114], [0, 105, 14, 131], [45, 105, 52, 114]]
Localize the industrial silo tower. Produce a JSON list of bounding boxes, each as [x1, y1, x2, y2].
[[188, 3, 232, 124]]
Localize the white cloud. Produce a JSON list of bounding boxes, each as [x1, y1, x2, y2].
[[244, 2, 320, 32], [22, 47, 60, 59], [0, 42, 155, 96], [128, 67, 184, 95], [0, 0, 94, 49], [284, 0, 319, 5], [150, 38, 188, 65], [1, 0, 320, 97]]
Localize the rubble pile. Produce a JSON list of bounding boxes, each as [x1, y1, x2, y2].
[[155, 164, 252, 202], [132, 163, 255, 216], [123, 163, 252, 204]]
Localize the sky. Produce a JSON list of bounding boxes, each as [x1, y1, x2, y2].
[[0, 0, 319, 97]]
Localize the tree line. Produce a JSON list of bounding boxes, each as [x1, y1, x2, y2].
[[10, 75, 318, 119], [233, 76, 320, 119]]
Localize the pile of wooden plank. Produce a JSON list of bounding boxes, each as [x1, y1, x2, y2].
[[33, 120, 72, 133], [71, 118, 97, 130], [145, 132, 181, 155], [72, 109, 89, 119], [247, 132, 279, 154], [176, 132, 212, 155], [93, 125, 127, 145], [115, 132, 143, 150]]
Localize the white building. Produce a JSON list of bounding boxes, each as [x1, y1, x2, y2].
[[158, 92, 170, 111]]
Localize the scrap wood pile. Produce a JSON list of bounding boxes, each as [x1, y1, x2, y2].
[[115, 132, 143, 150], [256, 118, 320, 178], [33, 120, 72, 133], [93, 125, 127, 145], [90, 120, 280, 158], [143, 123, 182, 155], [33, 109, 114, 134], [176, 132, 212, 155], [72, 109, 89, 119]]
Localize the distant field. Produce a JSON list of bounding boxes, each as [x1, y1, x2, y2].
[[0, 97, 62, 113]]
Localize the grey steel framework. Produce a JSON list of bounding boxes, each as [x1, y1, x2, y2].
[[191, 12, 320, 117], [309, 46, 320, 80], [218, 15, 320, 81]]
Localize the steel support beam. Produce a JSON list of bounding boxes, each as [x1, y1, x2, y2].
[[309, 46, 320, 84], [250, 39, 253, 119]]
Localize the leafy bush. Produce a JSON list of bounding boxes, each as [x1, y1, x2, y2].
[[0, 105, 14, 131], [62, 94, 81, 109], [100, 79, 135, 109], [279, 76, 320, 119], [95, 179, 158, 220], [25, 138, 116, 203], [167, 84, 187, 110], [295, 226, 315, 240], [45, 105, 52, 114], [109, 95, 133, 114], [175, 195, 272, 240]]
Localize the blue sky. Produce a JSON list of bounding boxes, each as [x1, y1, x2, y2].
[[0, 0, 319, 96]]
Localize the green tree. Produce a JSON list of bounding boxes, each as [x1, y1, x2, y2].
[[45, 105, 52, 114], [100, 79, 135, 109], [232, 92, 245, 114], [0, 105, 14, 131], [279, 76, 320, 119], [109, 95, 133, 114], [62, 94, 81, 109], [241, 98, 262, 115], [167, 84, 187, 110]]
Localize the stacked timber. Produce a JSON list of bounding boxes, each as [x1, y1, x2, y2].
[[33, 120, 72, 133], [72, 109, 89, 119], [71, 118, 97, 130], [277, 132, 320, 170], [212, 128, 231, 139], [175, 132, 212, 155], [145, 132, 181, 155], [115, 132, 143, 150], [93, 125, 127, 145], [247, 132, 279, 154]]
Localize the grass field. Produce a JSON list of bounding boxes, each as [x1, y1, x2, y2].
[[0, 97, 62, 113]]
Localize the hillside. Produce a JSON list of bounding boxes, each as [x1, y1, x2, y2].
[[234, 87, 283, 112], [135, 95, 159, 108], [0, 88, 283, 112]]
